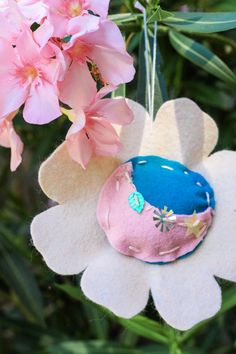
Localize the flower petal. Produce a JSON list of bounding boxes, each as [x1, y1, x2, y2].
[[39, 142, 119, 204], [66, 129, 93, 169], [89, 98, 134, 125], [90, 45, 135, 86], [87, 118, 122, 157], [86, 0, 110, 18], [82, 19, 125, 51], [81, 248, 149, 318], [23, 81, 61, 125], [150, 263, 221, 330], [147, 98, 218, 167], [194, 150, 236, 282], [31, 199, 107, 275], [59, 61, 97, 110]]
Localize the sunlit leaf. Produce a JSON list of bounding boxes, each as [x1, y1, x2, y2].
[[169, 30, 236, 85], [163, 12, 236, 33]]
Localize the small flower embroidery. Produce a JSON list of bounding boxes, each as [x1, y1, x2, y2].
[[153, 207, 176, 232]]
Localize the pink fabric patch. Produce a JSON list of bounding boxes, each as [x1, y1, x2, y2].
[[97, 163, 214, 264]]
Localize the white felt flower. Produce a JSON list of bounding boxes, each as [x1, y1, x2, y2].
[[31, 99, 236, 330]]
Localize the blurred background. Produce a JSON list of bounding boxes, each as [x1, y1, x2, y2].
[[1, 0, 236, 353]]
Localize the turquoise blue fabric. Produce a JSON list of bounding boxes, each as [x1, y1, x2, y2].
[[128, 155, 215, 215]]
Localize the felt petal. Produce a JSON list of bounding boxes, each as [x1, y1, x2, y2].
[[193, 150, 236, 282], [81, 248, 149, 318], [147, 98, 218, 168], [39, 142, 119, 204], [150, 264, 221, 330], [114, 99, 153, 162], [59, 61, 96, 110], [31, 199, 107, 275], [89, 98, 134, 125]]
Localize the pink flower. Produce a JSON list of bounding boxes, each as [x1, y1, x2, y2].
[[43, 0, 110, 37], [61, 17, 135, 89], [0, 28, 63, 125], [0, 111, 23, 172], [62, 63, 134, 168], [0, 0, 47, 29]]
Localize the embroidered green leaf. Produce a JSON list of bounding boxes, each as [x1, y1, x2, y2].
[[128, 192, 145, 214]]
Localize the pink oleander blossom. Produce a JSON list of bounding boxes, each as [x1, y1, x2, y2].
[[0, 28, 63, 124], [61, 17, 135, 90], [0, 111, 23, 171], [43, 0, 110, 37], [0, 0, 47, 27], [63, 63, 134, 168]]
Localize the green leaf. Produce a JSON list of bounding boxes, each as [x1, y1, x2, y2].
[[148, 6, 173, 23], [112, 84, 126, 98], [0, 236, 45, 326], [128, 192, 145, 214], [169, 30, 236, 86], [45, 340, 143, 354], [118, 316, 169, 344], [108, 13, 141, 25], [137, 30, 168, 115], [162, 12, 236, 33], [56, 284, 169, 344]]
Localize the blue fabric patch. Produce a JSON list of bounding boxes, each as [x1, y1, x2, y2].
[[128, 156, 215, 215]]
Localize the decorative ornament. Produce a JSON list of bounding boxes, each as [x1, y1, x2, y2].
[[31, 98, 236, 331], [128, 192, 145, 214], [153, 207, 175, 233]]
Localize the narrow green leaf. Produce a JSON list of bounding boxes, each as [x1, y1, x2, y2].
[[0, 237, 45, 326], [148, 6, 173, 23], [118, 316, 169, 344], [112, 84, 126, 98], [56, 284, 169, 344], [169, 30, 236, 85], [109, 13, 141, 24], [163, 12, 236, 33], [45, 340, 143, 354], [137, 31, 168, 115]]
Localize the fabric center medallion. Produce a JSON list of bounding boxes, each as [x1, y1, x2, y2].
[[97, 156, 215, 264]]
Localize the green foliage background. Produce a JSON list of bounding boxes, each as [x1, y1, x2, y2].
[[1, 0, 236, 353]]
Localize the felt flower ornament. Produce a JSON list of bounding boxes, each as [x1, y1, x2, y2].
[[0, 111, 23, 171], [31, 98, 236, 330]]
